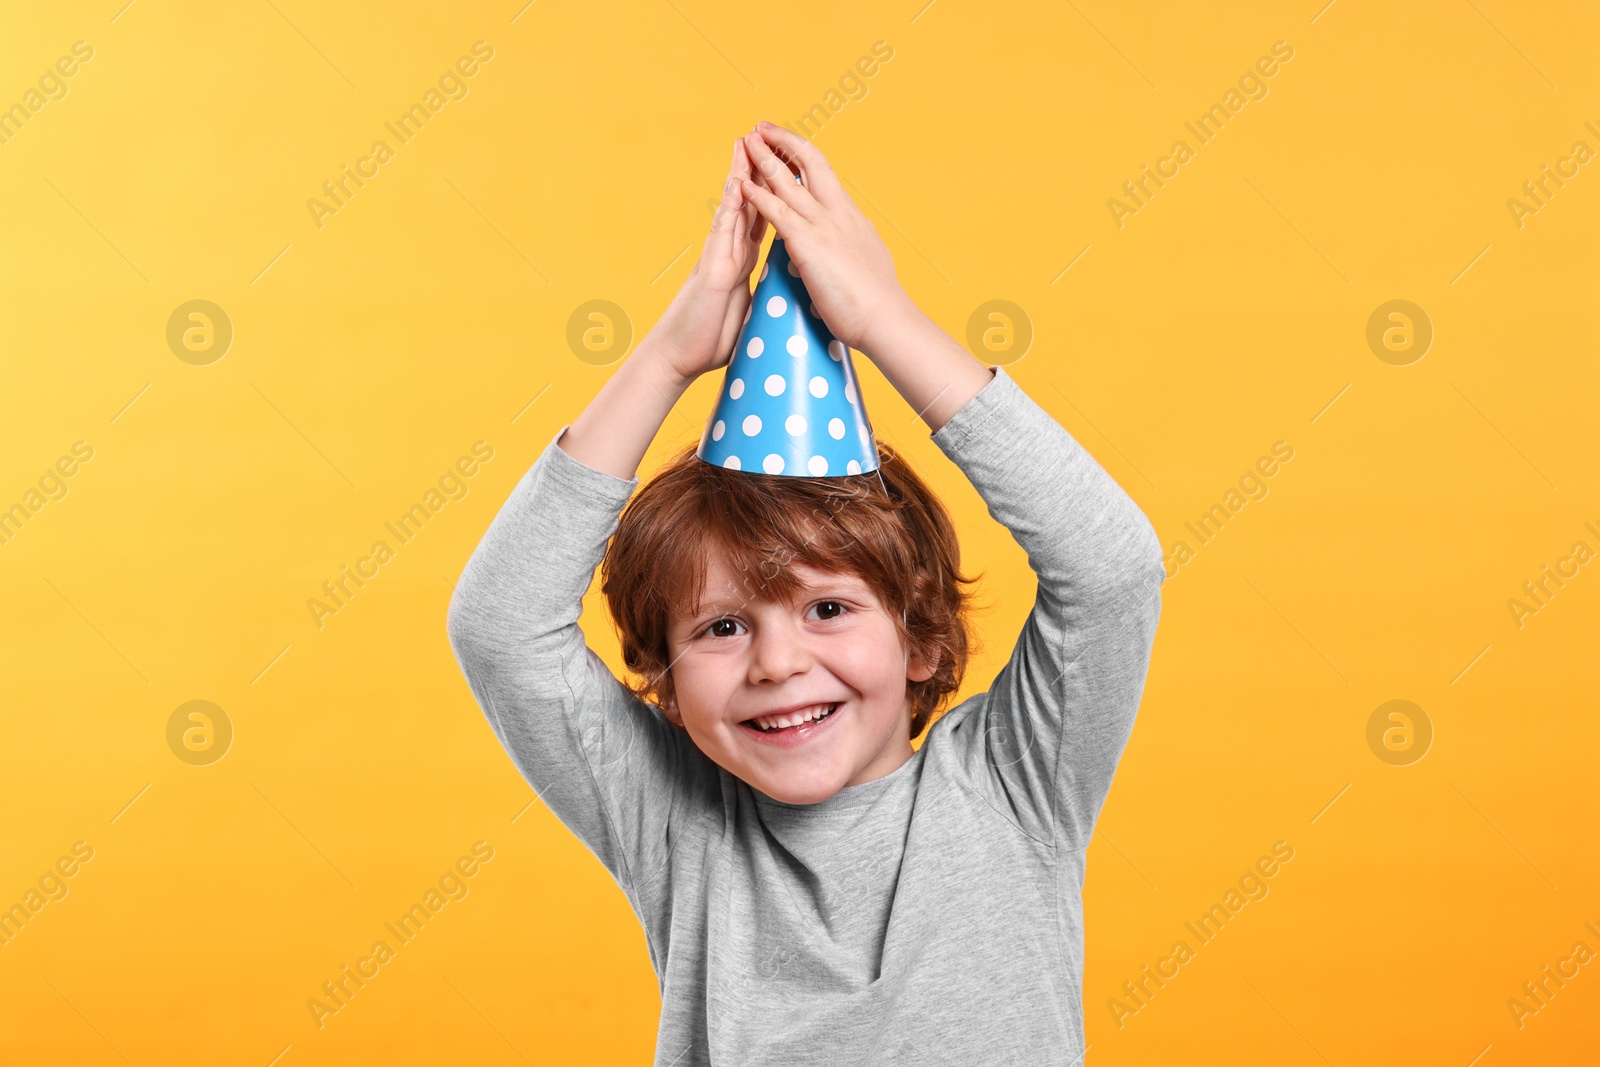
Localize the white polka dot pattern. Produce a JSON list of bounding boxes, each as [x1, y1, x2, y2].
[[694, 238, 880, 479]]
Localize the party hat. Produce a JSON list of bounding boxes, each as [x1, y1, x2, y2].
[[696, 237, 878, 477]]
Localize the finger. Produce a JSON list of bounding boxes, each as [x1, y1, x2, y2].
[[706, 139, 745, 256], [752, 121, 846, 208], [742, 128, 819, 222], [744, 198, 769, 253], [723, 173, 746, 265], [731, 132, 754, 185], [739, 175, 804, 241], [731, 140, 770, 268], [722, 139, 752, 261], [739, 191, 763, 253]]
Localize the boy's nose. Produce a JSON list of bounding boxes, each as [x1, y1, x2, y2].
[[748, 621, 813, 683]]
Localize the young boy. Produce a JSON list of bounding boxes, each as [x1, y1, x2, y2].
[[447, 121, 1165, 1065]]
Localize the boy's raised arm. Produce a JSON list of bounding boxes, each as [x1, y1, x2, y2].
[[448, 134, 773, 894], [926, 360, 1165, 849], [445, 368, 714, 894], [735, 123, 1164, 849], [862, 295, 1164, 851]]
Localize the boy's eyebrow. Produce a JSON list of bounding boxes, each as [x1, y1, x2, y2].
[[691, 574, 869, 614]]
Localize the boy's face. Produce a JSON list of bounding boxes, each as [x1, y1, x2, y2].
[[663, 553, 935, 805]]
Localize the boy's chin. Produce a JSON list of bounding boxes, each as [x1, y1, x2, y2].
[[742, 765, 850, 806]]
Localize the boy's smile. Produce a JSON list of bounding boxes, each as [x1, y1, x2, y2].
[[663, 555, 936, 805]]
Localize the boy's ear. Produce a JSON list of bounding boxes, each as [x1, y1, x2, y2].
[[906, 644, 938, 684], [662, 697, 684, 727]]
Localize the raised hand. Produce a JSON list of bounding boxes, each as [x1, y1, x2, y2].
[[644, 137, 770, 383], [737, 121, 911, 353]]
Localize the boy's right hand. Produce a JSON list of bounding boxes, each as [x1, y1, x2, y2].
[[643, 137, 769, 383]]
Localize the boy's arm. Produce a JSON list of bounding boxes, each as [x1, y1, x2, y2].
[[447, 135, 770, 895], [446, 351, 718, 894], [926, 361, 1164, 850], [731, 122, 1162, 848], [853, 296, 1162, 851]]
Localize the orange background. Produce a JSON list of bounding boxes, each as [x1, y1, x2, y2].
[[2, 1, 1596, 1063]]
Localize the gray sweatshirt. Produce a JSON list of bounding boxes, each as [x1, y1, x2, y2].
[[447, 364, 1165, 1065]]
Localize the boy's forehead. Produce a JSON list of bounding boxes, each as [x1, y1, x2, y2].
[[694, 554, 870, 606]]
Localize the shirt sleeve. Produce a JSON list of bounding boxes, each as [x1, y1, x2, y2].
[[930, 365, 1165, 851], [445, 427, 717, 896]]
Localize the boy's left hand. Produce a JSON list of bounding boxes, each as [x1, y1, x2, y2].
[[738, 122, 911, 353]]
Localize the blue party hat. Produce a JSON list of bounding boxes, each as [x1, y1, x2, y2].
[[696, 238, 878, 477]]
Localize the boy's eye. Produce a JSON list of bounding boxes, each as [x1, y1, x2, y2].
[[705, 617, 743, 638], [811, 600, 848, 621], [698, 601, 850, 638]]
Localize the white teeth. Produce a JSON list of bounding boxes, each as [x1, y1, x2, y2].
[[751, 703, 837, 732]]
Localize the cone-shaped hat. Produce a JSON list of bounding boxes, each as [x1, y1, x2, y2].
[[696, 237, 878, 477]]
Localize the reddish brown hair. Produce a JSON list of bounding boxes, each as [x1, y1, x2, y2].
[[600, 440, 985, 739]]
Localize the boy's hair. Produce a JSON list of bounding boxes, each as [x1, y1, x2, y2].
[[600, 441, 984, 740]]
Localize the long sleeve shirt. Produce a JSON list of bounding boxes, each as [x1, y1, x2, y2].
[[446, 364, 1166, 1065]]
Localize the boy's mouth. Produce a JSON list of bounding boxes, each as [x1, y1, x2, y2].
[[740, 701, 841, 742]]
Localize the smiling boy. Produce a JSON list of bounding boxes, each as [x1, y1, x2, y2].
[[447, 121, 1165, 1064], [663, 559, 931, 804]]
